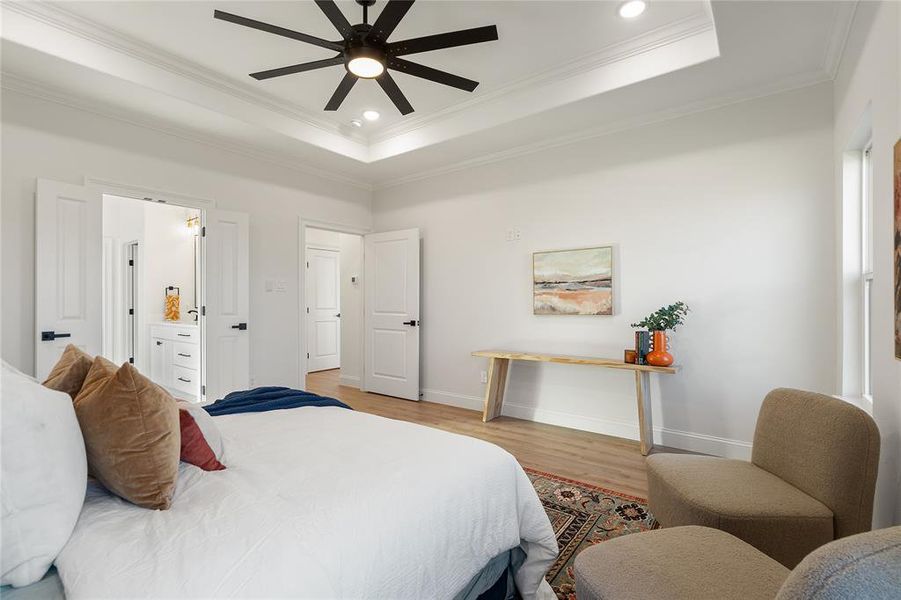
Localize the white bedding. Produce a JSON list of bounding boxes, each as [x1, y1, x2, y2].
[[55, 407, 558, 599]]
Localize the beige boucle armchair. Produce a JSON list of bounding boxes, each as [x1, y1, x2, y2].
[[646, 388, 881, 568]]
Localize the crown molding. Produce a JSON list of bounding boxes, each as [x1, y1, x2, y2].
[[368, 10, 716, 144], [1, 1, 367, 145], [0, 72, 374, 191], [822, 0, 858, 80], [372, 70, 832, 191]]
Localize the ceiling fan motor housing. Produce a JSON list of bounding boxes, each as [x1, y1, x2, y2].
[[345, 27, 388, 78]]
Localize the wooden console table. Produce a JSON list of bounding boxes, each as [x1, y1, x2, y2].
[[471, 350, 678, 455]]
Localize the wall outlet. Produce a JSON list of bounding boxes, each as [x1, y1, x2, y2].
[[480, 370, 488, 384]]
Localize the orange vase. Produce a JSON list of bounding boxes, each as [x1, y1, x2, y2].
[[645, 331, 674, 367]]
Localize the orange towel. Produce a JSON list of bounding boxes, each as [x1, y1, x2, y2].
[[165, 294, 180, 322]]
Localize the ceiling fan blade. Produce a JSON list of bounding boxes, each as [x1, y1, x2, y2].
[[213, 10, 343, 52], [324, 73, 358, 111], [388, 57, 478, 92], [313, 0, 353, 40], [388, 25, 498, 56], [376, 71, 414, 115], [251, 55, 344, 80], [368, 0, 415, 45]]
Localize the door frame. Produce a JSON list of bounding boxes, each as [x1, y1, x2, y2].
[[87, 177, 215, 400], [298, 218, 369, 390]]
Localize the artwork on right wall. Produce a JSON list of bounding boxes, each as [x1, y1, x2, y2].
[[894, 138, 901, 359]]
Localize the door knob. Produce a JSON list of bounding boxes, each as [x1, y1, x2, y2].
[[40, 331, 72, 341], [231, 323, 248, 330], [402, 320, 419, 327]]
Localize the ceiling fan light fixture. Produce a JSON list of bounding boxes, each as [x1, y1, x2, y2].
[[346, 46, 385, 78], [618, 0, 646, 18]]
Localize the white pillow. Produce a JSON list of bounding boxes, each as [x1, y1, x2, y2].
[[1, 361, 87, 587], [177, 401, 224, 461]]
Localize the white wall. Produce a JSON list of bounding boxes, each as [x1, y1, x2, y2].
[[1, 89, 371, 390], [303, 227, 363, 384], [832, 0, 901, 527], [142, 203, 198, 325], [373, 83, 835, 458], [338, 232, 363, 387]]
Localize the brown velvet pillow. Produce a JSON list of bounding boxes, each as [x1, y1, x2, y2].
[[73, 356, 118, 406], [42, 344, 94, 400], [73, 361, 181, 510]]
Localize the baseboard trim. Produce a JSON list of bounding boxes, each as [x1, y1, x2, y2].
[[652, 427, 752, 459], [502, 402, 641, 441], [421, 388, 485, 412], [420, 387, 752, 458], [338, 375, 360, 388]]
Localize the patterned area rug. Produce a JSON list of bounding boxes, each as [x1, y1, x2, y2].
[[525, 468, 658, 600]]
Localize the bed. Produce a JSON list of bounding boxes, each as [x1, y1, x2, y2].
[[45, 404, 558, 599]]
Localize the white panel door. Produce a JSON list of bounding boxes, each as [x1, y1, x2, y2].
[[35, 179, 102, 380], [203, 209, 250, 402], [306, 247, 341, 372], [363, 229, 420, 400]]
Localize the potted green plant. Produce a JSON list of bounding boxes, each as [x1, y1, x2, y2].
[[631, 302, 690, 367]]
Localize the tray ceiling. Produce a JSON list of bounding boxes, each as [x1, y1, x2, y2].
[[1, 1, 854, 187]]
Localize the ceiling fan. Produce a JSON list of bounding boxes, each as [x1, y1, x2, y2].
[[213, 0, 499, 116]]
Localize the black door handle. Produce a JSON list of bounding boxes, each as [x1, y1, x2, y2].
[[402, 320, 419, 327], [41, 331, 71, 341], [231, 323, 248, 330], [335, 313, 341, 318]]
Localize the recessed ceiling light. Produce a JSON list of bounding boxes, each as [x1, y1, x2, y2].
[[350, 118, 363, 127], [618, 0, 646, 19], [362, 110, 380, 122]]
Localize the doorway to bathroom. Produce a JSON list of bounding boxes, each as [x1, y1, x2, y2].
[[101, 194, 203, 402]]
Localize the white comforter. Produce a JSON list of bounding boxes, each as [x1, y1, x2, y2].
[[55, 407, 558, 599]]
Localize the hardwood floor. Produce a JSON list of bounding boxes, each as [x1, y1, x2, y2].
[[306, 368, 675, 499]]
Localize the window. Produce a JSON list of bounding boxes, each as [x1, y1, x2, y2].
[[861, 144, 874, 399]]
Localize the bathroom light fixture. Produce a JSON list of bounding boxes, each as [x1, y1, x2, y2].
[[186, 215, 200, 234], [618, 0, 646, 18], [362, 110, 380, 121]]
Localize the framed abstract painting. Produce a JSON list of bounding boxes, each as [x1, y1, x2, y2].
[[894, 138, 900, 359], [533, 246, 613, 315]]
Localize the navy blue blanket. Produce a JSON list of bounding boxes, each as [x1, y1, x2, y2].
[[203, 386, 351, 416]]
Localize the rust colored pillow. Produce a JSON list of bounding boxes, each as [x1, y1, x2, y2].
[[42, 344, 94, 400], [73, 361, 180, 510], [178, 409, 225, 471]]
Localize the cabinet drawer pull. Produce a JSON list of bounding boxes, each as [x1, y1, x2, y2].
[[177, 333, 191, 337], [177, 377, 191, 383], [177, 353, 192, 358]]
